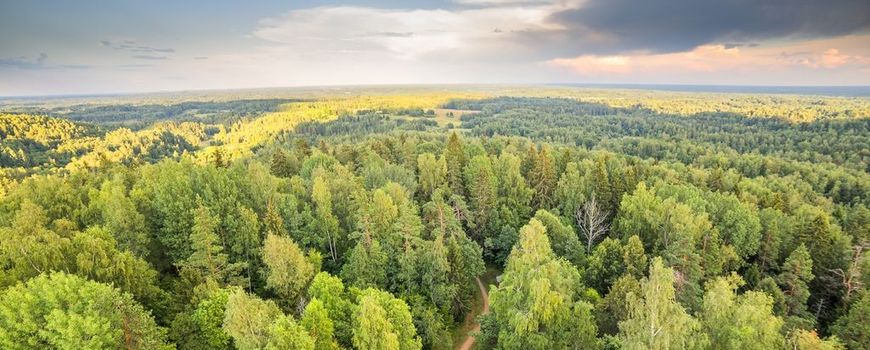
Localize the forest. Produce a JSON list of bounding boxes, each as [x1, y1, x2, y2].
[[0, 85, 868, 350]]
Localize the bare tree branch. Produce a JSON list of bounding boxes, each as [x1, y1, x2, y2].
[[829, 242, 867, 300], [576, 194, 610, 253]]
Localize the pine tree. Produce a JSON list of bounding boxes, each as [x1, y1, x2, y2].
[[778, 244, 816, 331], [184, 204, 243, 286], [340, 239, 388, 289], [529, 144, 557, 209], [464, 154, 498, 240], [270, 149, 293, 178], [444, 132, 466, 196], [592, 156, 613, 214], [422, 189, 485, 318], [830, 293, 870, 350], [494, 152, 533, 238]]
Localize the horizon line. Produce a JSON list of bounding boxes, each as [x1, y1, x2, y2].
[[2, 82, 869, 100]]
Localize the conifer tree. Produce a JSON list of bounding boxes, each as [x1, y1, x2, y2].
[[444, 132, 466, 196]]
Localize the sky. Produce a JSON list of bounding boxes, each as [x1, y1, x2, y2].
[[1, 0, 868, 96]]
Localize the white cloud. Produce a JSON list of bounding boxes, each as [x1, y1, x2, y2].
[[452, 0, 564, 5], [251, 5, 563, 61]]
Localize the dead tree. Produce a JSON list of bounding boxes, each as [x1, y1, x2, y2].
[[830, 242, 868, 301], [576, 194, 610, 253]]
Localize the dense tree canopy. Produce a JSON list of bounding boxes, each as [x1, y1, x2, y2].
[[0, 87, 867, 349]]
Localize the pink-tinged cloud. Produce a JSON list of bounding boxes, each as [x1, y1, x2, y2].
[[547, 35, 870, 82]]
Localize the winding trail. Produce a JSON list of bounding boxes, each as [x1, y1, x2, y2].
[[457, 277, 489, 350]]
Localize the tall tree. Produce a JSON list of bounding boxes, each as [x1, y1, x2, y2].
[[618, 257, 703, 350], [778, 244, 816, 331], [191, 289, 232, 350], [222, 289, 283, 350], [301, 299, 340, 350], [311, 170, 342, 264], [529, 144, 557, 209], [488, 218, 599, 349], [700, 275, 784, 349], [533, 209, 584, 265], [576, 194, 610, 253], [443, 132, 466, 196], [592, 155, 613, 214], [184, 204, 243, 286], [584, 237, 626, 293], [307, 272, 354, 347], [829, 293, 870, 350], [595, 275, 641, 336], [555, 161, 590, 221], [270, 148, 298, 178], [0, 200, 68, 286], [352, 289, 422, 350], [623, 235, 649, 279], [0, 272, 171, 350], [416, 153, 447, 201], [422, 189, 485, 318], [265, 315, 315, 350], [89, 174, 150, 257], [262, 233, 316, 306], [494, 152, 533, 233], [464, 154, 499, 240], [788, 330, 845, 350]]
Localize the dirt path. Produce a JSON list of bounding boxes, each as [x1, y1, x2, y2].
[[457, 277, 489, 350]]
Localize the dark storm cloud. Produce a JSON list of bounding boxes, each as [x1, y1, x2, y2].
[[526, 0, 870, 55], [100, 40, 175, 53]]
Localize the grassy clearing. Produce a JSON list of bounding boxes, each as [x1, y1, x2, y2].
[[394, 108, 479, 129]]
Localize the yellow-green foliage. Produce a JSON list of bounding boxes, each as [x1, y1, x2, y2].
[[212, 93, 485, 158], [0, 113, 89, 142], [67, 121, 206, 171], [494, 87, 870, 122]]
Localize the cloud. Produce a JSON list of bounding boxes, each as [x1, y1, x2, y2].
[[549, 45, 749, 75], [252, 5, 561, 61], [116, 64, 154, 70], [538, 0, 870, 55], [132, 55, 169, 60], [548, 36, 870, 78], [780, 48, 858, 69], [453, 0, 560, 5], [723, 43, 759, 49], [0, 53, 90, 70], [0, 53, 47, 69], [250, 1, 869, 65], [100, 39, 175, 53]]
